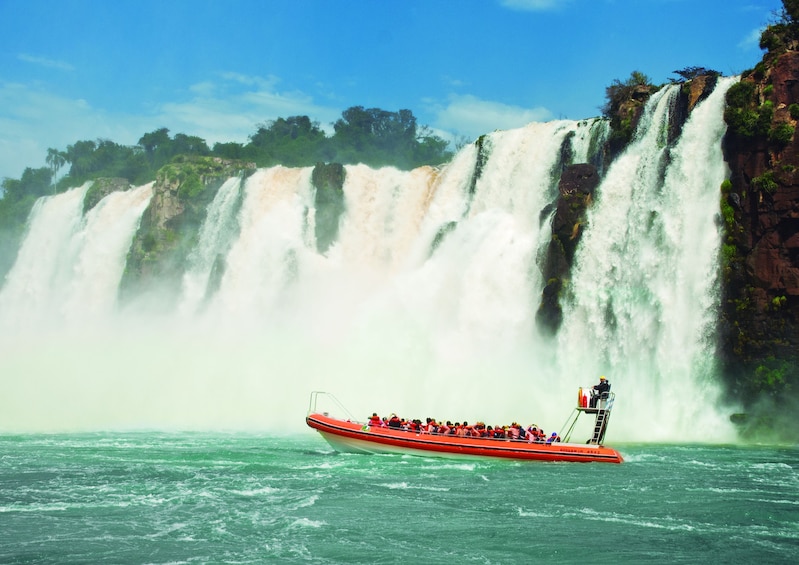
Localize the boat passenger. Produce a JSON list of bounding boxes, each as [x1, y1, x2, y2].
[[424, 418, 437, 433], [368, 413, 382, 427], [388, 414, 402, 428], [547, 432, 561, 443]]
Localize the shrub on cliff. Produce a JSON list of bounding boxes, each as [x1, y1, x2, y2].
[[723, 81, 773, 138], [760, 0, 799, 52], [601, 71, 653, 151]]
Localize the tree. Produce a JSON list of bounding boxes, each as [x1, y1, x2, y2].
[[2, 167, 51, 201], [761, 0, 799, 51], [601, 71, 652, 118], [212, 141, 245, 160], [45, 148, 66, 193], [138, 127, 171, 157], [332, 106, 422, 167], [247, 116, 326, 166], [64, 140, 97, 178], [671, 67, 721, 83], [171, 133, 210, 156], [783, 0, 799, 22]]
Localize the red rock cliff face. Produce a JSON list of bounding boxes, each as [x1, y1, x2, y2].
[[721, 47, 799, 407]]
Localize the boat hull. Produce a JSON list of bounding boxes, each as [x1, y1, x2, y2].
[[306, 413, 623, 464]]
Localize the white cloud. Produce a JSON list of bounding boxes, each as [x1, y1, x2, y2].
[[17, 53, 74, 72], [0, 83, 140, 180], [739, 27, 764, 50], [0, 72, 553, 181], [156, 73, 342, 144], [499, 0, 565, 12], [431, 94, 554, 142], [0, 73, 345, 180]]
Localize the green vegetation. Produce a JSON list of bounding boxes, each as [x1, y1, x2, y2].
[[601, 70, 654, 149], [753, 356, 791, 394], [670, 66, 721, 82], [723, 81, 776, 139], [752, 171, 779, 193], [0, 106, 454, 274], [759, 0, 799, 53], [0, 105, 452, 207], [601, 70, 652, 117], [770, 122, 795, 145], [771, 295, 788, 309]]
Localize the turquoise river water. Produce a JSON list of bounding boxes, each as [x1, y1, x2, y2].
[[0, 433, 797, 564]]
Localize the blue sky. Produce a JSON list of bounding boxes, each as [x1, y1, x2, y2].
[[0, 0, 783, 181]]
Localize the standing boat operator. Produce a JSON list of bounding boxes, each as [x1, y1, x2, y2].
[[590, 375, 611, 408]]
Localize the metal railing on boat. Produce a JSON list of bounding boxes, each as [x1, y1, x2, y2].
[[560, 388, 615, 445], [307, 391, 359, 422]]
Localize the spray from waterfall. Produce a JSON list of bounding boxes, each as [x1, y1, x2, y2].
[[0, 82, 738, 439]]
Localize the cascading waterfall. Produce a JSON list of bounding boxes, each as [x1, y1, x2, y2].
[[0, 80, 739, 439], [558, 78, 739, 441], [179, 176, 242, 317], [0, 182, 153, 330], [62, 183, 155, 324], [0, 182, 91, 331]]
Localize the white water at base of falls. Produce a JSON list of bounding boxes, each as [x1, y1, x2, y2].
[[0, 83, 739, 442]]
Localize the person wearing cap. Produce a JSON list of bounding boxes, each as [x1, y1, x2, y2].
[[590, 375, 611, 408], [546, 432, 561, 443]]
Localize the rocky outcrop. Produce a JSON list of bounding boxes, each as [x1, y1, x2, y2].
[[537, 75, 719, 335], [120, 156, 255, 303], [606, 84, 654, 160], [720, 40, 799, 434], [537, 163, 599, 333], [83, 178, 130, 214], [311, 162, 346, 253]]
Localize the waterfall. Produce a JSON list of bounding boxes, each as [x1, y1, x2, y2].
[[179, 176, 242, 316], [0, 182, 154, 330], [61, 183, 155, 324], [0, 82, 738, 439], [0, 182, 91, 331], [558, 78, 738, 441]]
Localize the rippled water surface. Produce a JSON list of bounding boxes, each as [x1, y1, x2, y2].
[[1, 434, 797, 564]]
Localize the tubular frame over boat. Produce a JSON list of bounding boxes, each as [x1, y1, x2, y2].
[[306, 391, 622, 464]]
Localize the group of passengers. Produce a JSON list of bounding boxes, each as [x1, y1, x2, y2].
[[367, 413, 561, 443]]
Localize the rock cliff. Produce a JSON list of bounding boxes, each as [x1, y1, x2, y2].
[[720, 40, 799, 434]]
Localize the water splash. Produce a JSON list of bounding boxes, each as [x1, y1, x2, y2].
[[0, 83, 739, 439]]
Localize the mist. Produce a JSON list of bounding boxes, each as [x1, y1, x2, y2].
[[0, 82, 741, 443]]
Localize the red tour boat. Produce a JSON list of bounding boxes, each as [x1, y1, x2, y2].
[[305, 389, 623, 464]]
